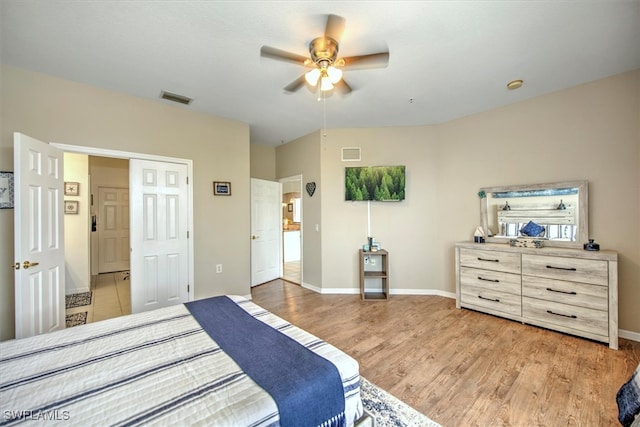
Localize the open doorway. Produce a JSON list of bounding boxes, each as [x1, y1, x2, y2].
[[280, 175, 302, 285], [89, 156, 131, 323], [63, 155, 131, 325]]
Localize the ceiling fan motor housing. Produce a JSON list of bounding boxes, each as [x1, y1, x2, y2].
[[309, 37, 339, 66]]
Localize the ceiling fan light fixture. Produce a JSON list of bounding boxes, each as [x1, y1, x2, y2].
[[326, 66, 343, 84], [320, 76, 334, 91], [305, 68, 321, 86]]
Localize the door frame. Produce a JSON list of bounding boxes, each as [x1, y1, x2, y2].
[[51, 143, 194, 301], [279, 175, 303, 285]]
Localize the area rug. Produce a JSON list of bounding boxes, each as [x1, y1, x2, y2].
[[65, 312, 88, 327], [65, 291, 92, 309], [361, 377, 441, 427]]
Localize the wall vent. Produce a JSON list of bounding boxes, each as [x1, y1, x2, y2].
[[341, 147, 361, 162], [160, 91, 193, 105]]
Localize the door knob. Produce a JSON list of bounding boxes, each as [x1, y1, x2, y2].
[[23, 261, 40, 269]]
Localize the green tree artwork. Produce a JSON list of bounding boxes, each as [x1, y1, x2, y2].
[[345, 166, 405, 201]]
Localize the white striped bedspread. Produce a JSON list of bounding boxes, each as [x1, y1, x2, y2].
[[0, 295, 363, 426]]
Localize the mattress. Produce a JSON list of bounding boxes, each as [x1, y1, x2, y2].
[[0, 295, 363, 426]]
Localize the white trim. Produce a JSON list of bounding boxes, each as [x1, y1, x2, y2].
[[619, 329, 640, 343], [50, 142, 195, 302], [391, 289, 456, 298]]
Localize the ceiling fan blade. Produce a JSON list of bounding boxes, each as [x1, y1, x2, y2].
[[340, 52, 390, 69], [283, 75, 307, 92], [324, 14, 345, 43], [261, 46, 309, 66], [334, 79, 352, 94]]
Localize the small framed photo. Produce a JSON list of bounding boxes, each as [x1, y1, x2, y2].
[[213, 181, 231, 196], [64, 181, 80, 196], [64, 200, 79, 214], [0, 171, 14, 209], [64, 182, 80, 196], [287, 203, 293, 212]]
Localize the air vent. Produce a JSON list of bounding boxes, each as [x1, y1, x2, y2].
[[160, 91, 193, 105], [342, 147, 361, 162]]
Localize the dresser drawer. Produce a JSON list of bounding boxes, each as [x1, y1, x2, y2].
[[461, 285, 521, 317], [522, 276, 607, 311], [460, 267, 521, 295], [522, 254, 608, 286], [459, 248, 521, 274], [522, 297, 608, 337]]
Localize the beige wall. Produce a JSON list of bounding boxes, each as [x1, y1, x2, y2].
[[437, 70, 639, 334], [0, 65, 251, 341], [250, 143, 276, 180], [319, 127, 444, 294], [278, 70, 639, 334], [64, 153, 91, 294], [276, 131, 322, 289]]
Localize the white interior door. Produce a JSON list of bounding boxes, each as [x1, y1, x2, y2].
[[98, 187, 130, 273], [130, 159, 189, 313], [251, 178, 282, 286], [13, 132, 65, 339]]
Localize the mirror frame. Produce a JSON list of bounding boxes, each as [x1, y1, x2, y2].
[[480, 180, 588, 249]]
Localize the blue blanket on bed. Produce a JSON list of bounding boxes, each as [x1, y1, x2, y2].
[[617, 364, 640, 427], [186, 296, 345, 427]]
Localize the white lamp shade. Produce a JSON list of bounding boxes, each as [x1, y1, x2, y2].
[[320, 76, 334, 91], [326, 66, 343, 84], [305, 68, 321, 86]]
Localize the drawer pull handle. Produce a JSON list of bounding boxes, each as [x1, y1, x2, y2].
[[478, 276, 499, 283], [478, 295, 500, 303], [546, 265, 577, 271], [546, 287, 577, 295], [478, 257, 499, 263], [547, 310, 577, 319]]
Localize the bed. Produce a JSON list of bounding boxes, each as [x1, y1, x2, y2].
[[0, 295, 363, 426], [617, 363, 640, 427]]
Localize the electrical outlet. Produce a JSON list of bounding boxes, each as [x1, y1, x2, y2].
[[216, 264, 222, 273]]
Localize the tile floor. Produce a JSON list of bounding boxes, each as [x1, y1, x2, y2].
[[65, 271, 131, 325], [282, 261, 301, 284]]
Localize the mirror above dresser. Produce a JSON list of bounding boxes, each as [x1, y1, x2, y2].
[[479, 180, 588, 249]]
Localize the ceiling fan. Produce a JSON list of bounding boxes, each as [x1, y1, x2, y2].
[[260, 14, 389, 95]]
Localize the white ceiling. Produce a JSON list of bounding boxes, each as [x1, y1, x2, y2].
[[2, 1, 639, 146]]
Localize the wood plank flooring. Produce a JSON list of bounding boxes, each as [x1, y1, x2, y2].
[[251, 280, 640, 427]]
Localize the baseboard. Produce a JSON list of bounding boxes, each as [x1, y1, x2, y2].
[[619, 329, 640, 343], [302, 284, 456, 299], [391, 289, 456, 299]]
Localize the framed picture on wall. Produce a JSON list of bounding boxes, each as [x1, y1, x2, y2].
[[213, 181, 231, 196], [64, 181, 80, 196], [287, 203, 293, 212], [65, 200, 79, 214], [0, 171, 14, 209]]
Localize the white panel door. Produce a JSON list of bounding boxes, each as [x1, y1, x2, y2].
[[98, 187, 130, 273], [13, 132, 65, 339], [130, 159, 189, 313], [251, 178, 282, 286]]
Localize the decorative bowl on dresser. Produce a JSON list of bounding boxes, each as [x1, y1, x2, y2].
[[455, 242, 618, 349]]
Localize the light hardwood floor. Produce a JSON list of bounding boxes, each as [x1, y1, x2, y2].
[[251, 279, 640, 427]]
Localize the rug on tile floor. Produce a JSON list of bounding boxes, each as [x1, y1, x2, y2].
[[360, 377, 441, 427], [65, 312, 87, 328], [65, 291, 92, 309]]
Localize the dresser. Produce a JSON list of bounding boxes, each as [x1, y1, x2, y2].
[[455, 242, 618, 349]]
